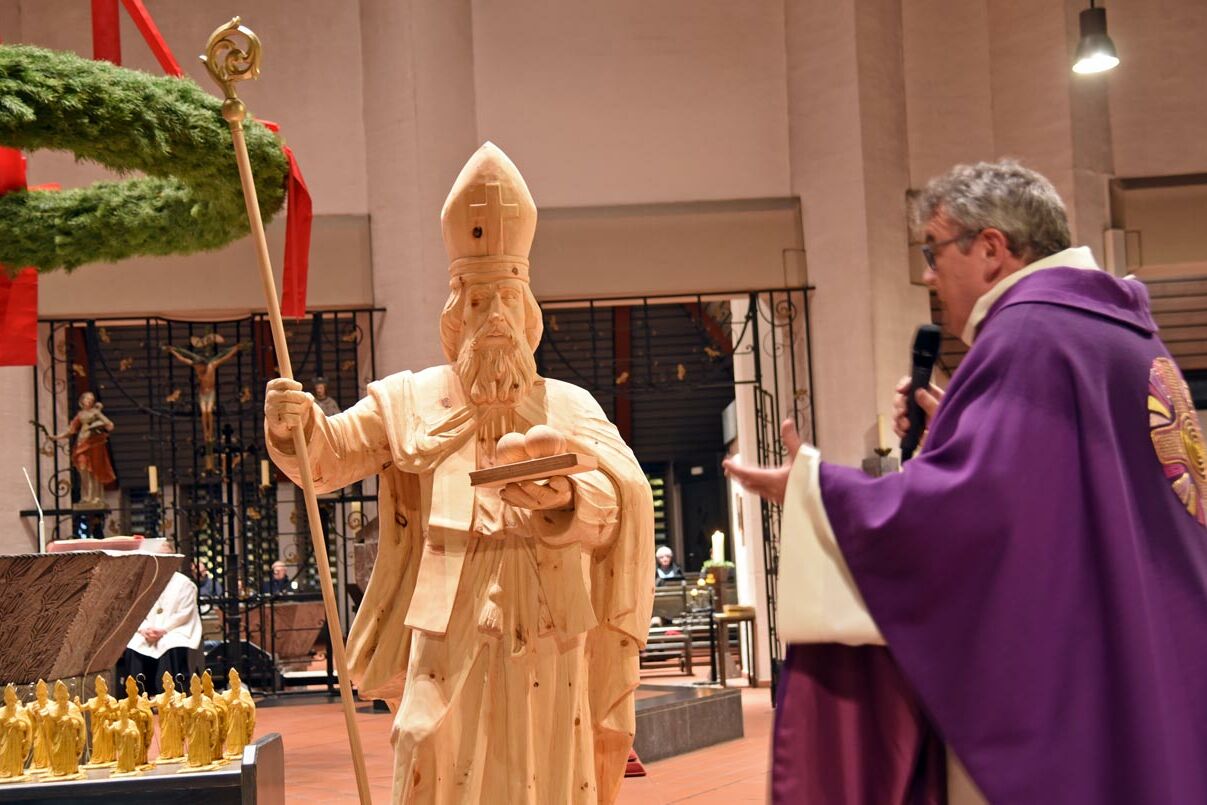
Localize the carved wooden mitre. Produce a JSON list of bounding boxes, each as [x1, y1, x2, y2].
[[440, 142, 538, 285]]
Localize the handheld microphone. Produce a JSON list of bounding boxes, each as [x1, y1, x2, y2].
[[900, 324, 942, 462]]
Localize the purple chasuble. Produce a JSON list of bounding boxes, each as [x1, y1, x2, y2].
[[790, 268, 1207, 803]]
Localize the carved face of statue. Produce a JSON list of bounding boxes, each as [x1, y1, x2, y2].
[[162, 673, 174, 693], [79, 392, 96, 410], [453, 278, 538, 407], [3, 685, 15, 707], [53, 682, 68, 705], [95, 677, 107, 696], [125, 677, 138, 698], [190, 676, 201, 697], [229, 670, 241, 691], [35, 680, 47, 703]]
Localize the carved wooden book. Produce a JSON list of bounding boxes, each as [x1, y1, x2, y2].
[[469, 452, 598, 487]]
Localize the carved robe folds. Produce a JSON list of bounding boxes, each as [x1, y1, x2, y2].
[[268, 366, 653, 804]]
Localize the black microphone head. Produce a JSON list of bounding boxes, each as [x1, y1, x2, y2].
[[912, 324, 942, 364]]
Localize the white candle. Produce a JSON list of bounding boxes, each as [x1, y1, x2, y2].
[[261, 459, 271, 488], [877, 414, 891, 452], [148, 465, 158, 494], [351, 501, 362, 515], [711, 530, 725, 564]]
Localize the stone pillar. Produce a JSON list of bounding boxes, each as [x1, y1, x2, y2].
[[359, 0, 480, 375], [785, 0, 929, 465], [988, 0, 1113, 259], [0, 7, 40, 553], [0, 366, 38, 553], [904, 0, 1113, 258]]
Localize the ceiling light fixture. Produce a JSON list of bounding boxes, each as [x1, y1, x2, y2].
[[1073, 1, 1120, 74]]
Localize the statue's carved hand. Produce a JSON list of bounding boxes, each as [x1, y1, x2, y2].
[[500, 476, 574, 511], [264, 378, 312, 441]]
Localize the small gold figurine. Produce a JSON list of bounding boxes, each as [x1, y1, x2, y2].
[[80, 675, 118, 767], [107, 700, 144, 777], [122, 676, 155, 768], [154, 673, 185, 763], [0, 685, 33, 782], [178, 675, 222, 772], [43, 681, 86, 781], [27, 680, 50, 775], [221, 669, 255, 759], [201, 670, 229, 765]]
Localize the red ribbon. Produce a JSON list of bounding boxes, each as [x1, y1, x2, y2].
[[90, 0, 183, 76], [90, 0, 122, 65], [118, 0, 183, 77], [260, 121, 312, 319], [0, 148, 38, 366]]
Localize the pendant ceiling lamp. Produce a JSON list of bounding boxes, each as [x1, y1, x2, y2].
[[1073, 0, 1120, 74]]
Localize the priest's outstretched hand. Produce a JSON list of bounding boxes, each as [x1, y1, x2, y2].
[[721, 418, 804, 505]]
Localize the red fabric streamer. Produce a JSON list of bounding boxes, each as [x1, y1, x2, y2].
[[87, 0, 184, 76], [118, 0, 183, 77], [0, 147, 38, 366], [90, 0, 122, 64], [259, 121, 312, 319], [0, 269, 40, 366], [0, 147, 26, 195]]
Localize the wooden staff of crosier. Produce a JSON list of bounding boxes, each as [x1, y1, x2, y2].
[[202, 18, 372, 804]]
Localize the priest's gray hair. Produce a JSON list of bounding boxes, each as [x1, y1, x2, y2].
[[911, 160, 1071, 262]]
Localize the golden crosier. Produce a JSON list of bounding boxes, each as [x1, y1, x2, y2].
[[201, 16, 262, 125]]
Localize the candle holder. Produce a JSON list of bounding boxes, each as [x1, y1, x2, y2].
[[701, 560, 734, 612], [861, 453, 900, 478]]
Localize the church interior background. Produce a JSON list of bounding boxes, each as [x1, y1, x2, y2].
[[0, 0, 1204, 801]]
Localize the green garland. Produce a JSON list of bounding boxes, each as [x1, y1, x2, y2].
[[0, 45, 288, 271]]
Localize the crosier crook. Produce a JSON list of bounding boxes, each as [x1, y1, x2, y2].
[[201, 18, 372, 804]]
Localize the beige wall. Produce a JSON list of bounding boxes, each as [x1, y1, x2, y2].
[[531, 200, 803, 300], [470, 0, 791, 207], [1108, 0, 1207, 178], [1114, 185, 1207, 266], [37, 216, 373, 318]]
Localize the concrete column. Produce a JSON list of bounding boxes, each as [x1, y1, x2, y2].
[[359, 0, 480, 375], [988, 0, 1113, 259], [785, 0, 929, 465], [0, 6, 40, 553], [0, 366, 38, 553]]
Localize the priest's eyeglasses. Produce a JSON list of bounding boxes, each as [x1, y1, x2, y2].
[[920, 229, 982, 270]]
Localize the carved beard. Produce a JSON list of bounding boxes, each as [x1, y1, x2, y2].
[[454, 324, 538, 408]]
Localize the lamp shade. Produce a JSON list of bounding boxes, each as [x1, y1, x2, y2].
[[1073, 6, 1119, 74]]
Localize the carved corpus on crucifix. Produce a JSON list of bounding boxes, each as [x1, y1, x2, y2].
[[163, 339, 249, 446]]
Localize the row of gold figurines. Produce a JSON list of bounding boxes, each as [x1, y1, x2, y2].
[[0, 669, 255, 782]]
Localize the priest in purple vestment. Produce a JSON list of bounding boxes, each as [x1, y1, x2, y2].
[[725, 160, 1207, 804]]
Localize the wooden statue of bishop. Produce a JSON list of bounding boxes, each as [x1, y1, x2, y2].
[[266, 142, 654, 804]]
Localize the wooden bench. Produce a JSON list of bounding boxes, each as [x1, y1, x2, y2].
[[640, 626, 693, 674]]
